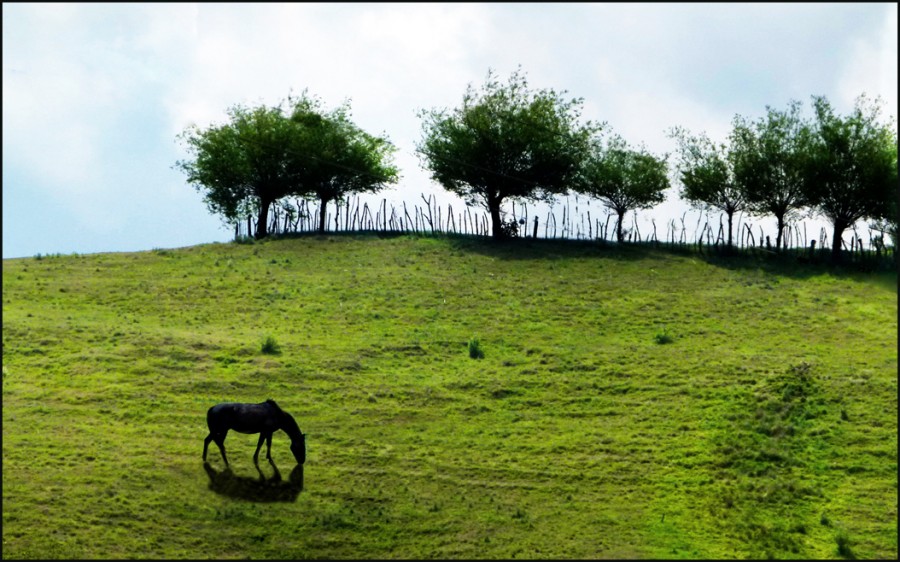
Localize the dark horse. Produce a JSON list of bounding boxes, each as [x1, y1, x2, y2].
[[203, 399, 305, 466]]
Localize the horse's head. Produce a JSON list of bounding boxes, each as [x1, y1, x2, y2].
[[291, 434, 306, 465]]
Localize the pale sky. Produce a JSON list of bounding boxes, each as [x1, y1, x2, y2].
[[3, 2, 897, 258]]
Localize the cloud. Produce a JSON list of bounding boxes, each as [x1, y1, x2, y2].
[[837, 3, 898, 116], [162, 3, 497, 210], [2, 4, 210, 232]]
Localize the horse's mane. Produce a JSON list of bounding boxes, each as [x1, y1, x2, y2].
[[280, 411, 303, 438], [266, 399, 303, 438]]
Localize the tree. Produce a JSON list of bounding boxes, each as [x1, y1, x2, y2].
[[176, 104, 297, 239], [288, 94, 399, 233], [417, 68, 599, 239], [868, 138, 898, 254], [804, 94, 897, 262], [577, 135, 669, 243], [669, 127, 747, 249], [176, 93, 399, 238], [731, 101, 812, 251]]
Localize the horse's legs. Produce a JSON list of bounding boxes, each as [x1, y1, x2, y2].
[[253, 432, 274, 463], [216, 440, 228, 466], [213, 432, 229, 465], [203, 434, 213, 461], [254, 433, 266, 464]]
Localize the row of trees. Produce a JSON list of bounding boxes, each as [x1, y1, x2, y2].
[[177, 69, 897, 261], [670, 96, 897, 259]]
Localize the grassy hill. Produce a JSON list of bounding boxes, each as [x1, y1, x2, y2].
[[2, 234, 896, 559]]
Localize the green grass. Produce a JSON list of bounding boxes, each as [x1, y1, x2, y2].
[[3, 233, 897, 559]]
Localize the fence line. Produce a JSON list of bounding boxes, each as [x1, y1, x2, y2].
[[233, 194, 894, 261]]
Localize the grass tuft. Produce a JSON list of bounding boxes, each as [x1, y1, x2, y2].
[[654, 325, 674, 344], [836, 531, 855, 559], [260, 335, 281, 355], [468, 336, 485, 359]]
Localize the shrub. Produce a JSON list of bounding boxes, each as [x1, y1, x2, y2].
[[835, 531, 854, 559], [468, 337, 485, 359], [261, 335, 281, 355], [654, 326, 674, 344], [500, 219, 522, 238]]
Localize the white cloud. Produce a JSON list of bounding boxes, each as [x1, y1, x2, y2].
[[837, 3, 898, 117], [162, 3, 497, 211]]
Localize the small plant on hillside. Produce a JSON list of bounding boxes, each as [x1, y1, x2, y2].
[[835, 531, 854, 559], [781, 361, 815, 403], [654, 326, 674, 344], [468, 337, 485, 359], [261, 335, 281, 355]]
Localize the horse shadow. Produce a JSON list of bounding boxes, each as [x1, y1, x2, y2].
[[203, 460, 304, 502]]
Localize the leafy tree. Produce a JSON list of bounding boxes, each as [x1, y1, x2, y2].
[[669, 127, 747, 248], [417, 68, 599, 239], [731, 101, 812, 251], [288, 94, 399, 233], [868, 138, 898, 253], [177, 93, 399, 238], [176, 104, 297, 239], [577, 135, 669, 243], [804, 94, 897, 261]]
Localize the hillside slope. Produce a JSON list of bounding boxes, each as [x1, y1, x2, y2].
[[2, 234, 897, 559]]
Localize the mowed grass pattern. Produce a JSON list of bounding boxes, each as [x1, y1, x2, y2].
[[2, 234, 897, 559]]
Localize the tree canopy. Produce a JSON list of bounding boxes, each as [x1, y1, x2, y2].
[[417, 68, 599, 238], [731, 101, 812, 251], [577, 135, 669, 243], [176, 93, 399, 239], [803, 94, 897, 260], [176, 104, 297, 239], [288, 94, 399, 232], [669, 127, 747, 248]]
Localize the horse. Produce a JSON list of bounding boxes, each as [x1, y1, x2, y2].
[[202, 399, 306, 466]]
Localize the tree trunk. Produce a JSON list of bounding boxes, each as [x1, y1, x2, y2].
[[488, 195, 504, 239], [831, 219, 848, 263], [255, 199, 272, 240], [318, 198, 329, 233], [726, 211, 734, 249], [616, 210, 626, 243], [775, 214, 786, 251]]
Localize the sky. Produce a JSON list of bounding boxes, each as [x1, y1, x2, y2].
[[3, 2, 897, 258]]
